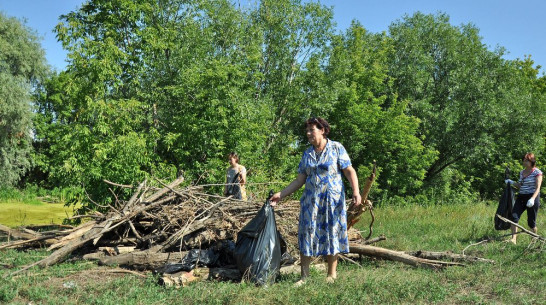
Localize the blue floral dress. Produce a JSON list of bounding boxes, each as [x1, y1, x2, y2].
[[297, 139, 351, 256]]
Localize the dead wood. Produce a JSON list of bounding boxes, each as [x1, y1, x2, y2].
[[160, 270, 200, 287], [0, 224, 40, 240], [349, 243, 465, 269], [496, 214, 546, 241], [6, 174, 491, 280], [47, 221, 96, 251], [99, 251, 188, 270], [405, 250, 495, 263], [361, 235, 386, 245], [0, 235, 59, 250], [347, 162, 376, 237]]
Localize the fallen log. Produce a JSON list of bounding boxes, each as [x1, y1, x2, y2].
[[405, 250, 495, 263], [0, 235, 59, 250], [0, 224, 40, 240], [95, 250, 188, 269], [349, 243, 465, 269], [47, 221, 96, 251]]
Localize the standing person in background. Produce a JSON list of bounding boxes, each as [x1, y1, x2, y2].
[[270, 117, 361, 286], [224, 152, 247, 200], [505, 153, 542, 244]]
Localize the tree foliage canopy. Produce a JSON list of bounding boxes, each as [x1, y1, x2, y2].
[[0, 12, 48, 188], [22, 2, 546, 205]]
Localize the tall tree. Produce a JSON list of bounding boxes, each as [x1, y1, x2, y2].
[[322, 23, 436, 195], [0, 12, 48, 187], [387, 12, 545, 189]]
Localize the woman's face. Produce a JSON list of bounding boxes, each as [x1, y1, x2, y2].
[[229, 156, 238, 166], [306, 124, 325, 146], [523, 159, 532, 168]]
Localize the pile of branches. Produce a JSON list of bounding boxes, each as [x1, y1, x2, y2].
[[1, 176, 496, 282]]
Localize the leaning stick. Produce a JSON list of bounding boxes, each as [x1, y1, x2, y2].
[[496, 214, 545, 241]]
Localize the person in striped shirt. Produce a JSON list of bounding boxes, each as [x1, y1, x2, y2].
[[505, 153, 542, 244]]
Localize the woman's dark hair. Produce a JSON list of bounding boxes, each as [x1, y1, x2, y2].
[[305, 117, 330, 137], [523, 153, 536, 167], [228, 152, 239, 163]]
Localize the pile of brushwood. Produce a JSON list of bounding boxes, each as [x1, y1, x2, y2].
[[1, 176, 496, 287]]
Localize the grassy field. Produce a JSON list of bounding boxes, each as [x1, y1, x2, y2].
[[0, 201, 77, 227], [1, 200, 544, 304]]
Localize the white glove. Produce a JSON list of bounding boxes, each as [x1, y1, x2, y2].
[[526, 198, 535, 208], [504, 179, 514, 185]]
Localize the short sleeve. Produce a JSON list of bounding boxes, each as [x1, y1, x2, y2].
[[240, 166, 247, 175], [336, 143, 351, 170]]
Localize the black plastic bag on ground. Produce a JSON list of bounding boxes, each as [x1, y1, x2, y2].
[[154, 240, 236, 275], [233, 191, 284, 286], [495, 169, 515, 230]]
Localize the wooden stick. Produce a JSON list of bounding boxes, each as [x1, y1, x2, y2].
[[103, 180, 133, 188], [496, 214, 545, 241], [0, 235, 58, 250], [144, 176, 185, 203], [361, 235, 386, 245]]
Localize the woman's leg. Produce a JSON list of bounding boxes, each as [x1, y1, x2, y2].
[[300, 254, 311, 280], [510, 225, 518, 244], [528, 196, 539, 236], [293, 254, 311, 286], [511, 195, 529, 244], [326, 254, 338, 280]]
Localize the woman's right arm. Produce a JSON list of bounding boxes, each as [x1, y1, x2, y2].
[[270, 173, 306, 205]]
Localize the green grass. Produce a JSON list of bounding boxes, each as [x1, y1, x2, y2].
[[1, 200, 545, 304], [0, 202, 77, 227], [0, 187, 80, 227]]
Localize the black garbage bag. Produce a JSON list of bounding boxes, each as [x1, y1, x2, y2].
[[233, 191, 284, 286], [495, 168, 515, 230], [154, 241, 236, 275]]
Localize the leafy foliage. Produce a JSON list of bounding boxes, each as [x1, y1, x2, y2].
[[387, 12, 546, 196], [23, 4, 546, 204], [0, 13, 48, 188]]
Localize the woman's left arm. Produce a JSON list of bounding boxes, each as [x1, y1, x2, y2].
[[240, 167, 247, 185], [342, 165, 362, 205], [532, 174, 543, 200]]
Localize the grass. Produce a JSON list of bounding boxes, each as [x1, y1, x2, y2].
[[0, 187, 80, 227], [0, 202, 78, 227], [1, 200, 545, 304]]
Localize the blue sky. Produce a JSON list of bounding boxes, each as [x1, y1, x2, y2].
[[1, 0, 545, 74]]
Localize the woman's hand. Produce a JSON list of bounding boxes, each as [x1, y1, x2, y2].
[[352, 193, 362, 206], [269, 192, 282, 206]]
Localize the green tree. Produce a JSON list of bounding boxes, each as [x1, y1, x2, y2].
[[321, 23, 437, 195], [387, 12, 545, 196], [0, 12, 48, 188], [34, 0, 338, 205]]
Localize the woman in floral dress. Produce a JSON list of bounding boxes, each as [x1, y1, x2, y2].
[[270, 117, 361, 285]]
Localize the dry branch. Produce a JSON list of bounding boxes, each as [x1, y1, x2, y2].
[[3, 175, 491, 279], [496, 214, 545, 241]]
